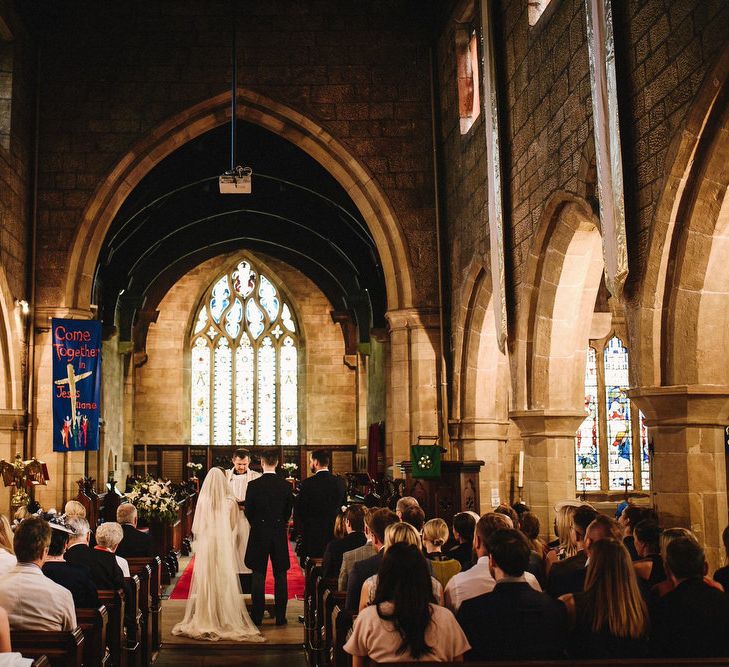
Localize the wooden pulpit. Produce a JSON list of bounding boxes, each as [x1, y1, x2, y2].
[[398, 459, 484, 522]]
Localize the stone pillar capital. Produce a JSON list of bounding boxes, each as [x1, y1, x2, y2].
[[385, 307, 440, 332], [34, 306, 95, 330], [450, 418, 510, 442], [509, 410, 585, 437], [627, 385, 729, 427]]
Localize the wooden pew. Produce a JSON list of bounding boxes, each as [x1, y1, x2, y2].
[[323, 589, 347, 667], [10, 627, 84, 667], [98, 588, 126, 667], [127, 555, 162, 654], [31, 658, 51, 667], [123, 575, 142, 667], [125, 558, 153, 665], [303, 558, 323, 666], [331, 605, 355, 667], [312, 574, 339, 667], [76, 605, 111, 666]]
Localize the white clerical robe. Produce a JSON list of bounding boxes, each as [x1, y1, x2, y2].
[[226, 467, 262, 573]]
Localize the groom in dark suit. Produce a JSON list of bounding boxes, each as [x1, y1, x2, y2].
[[244, 449, 294, 625]]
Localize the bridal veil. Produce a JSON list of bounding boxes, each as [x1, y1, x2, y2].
[[171, 467, 264, 642]]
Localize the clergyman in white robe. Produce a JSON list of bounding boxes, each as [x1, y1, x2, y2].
[[226, 465, 262, 589]]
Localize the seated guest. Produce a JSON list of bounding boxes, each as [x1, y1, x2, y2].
[[66, 518, 124, 590], [332, 510, 347, 541], [395, 496, 419, 519], [322, 504, 367, 579], [0, 517, 76, 631], [0, 605, 10, 652], [457, 529, 567, 661], [115, 503, 152, 558], [653, 527, 701, 597], [619, 505, 656, 561], [401, 505, 425, 533], [448, 512, 475, 571], [42, 519, 99, 608], [360, 523, 444, 610], [339, 508, 380, 590], [444, 513, 541, 613], [651, 536, 729, 657], [344, 543, 470, 665], [0, 515, 17, 577], [714, 524, 729, 593], [64, 500, 87, 518], [521, 511, 548, 560], [546, 503, 578, 573], [547, 504, 597, 597], [560, 539, 648, 659], [633, 520, 665, 588], [345, 508, 399, 611], [96, 522, 130, 577], [423, 518, 461, 589], [494, 504, 519, 529]]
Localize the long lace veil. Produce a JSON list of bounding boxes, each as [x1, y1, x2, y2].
[[172, 467, 264, 642]]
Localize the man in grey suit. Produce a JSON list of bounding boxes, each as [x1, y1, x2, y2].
[[339, 509, 381, 589], [344, 508, 398, 609]]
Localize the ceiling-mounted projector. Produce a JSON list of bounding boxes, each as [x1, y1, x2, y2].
[[219, 165, 253, 194]]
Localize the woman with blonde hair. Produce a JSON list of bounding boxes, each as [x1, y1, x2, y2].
[[546, 504, 578, 573], [360, 522, 444, 610], [422, 518, 461, 589], [64, 500, 87, 518], [0, 515, 16, 576], [560, 539, 648, 658]]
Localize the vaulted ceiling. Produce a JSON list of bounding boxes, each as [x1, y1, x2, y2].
[[94, 121, 387, 347]]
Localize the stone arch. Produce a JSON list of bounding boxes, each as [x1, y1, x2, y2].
[[631, 49, 729, 388], [514, 192, 603, 411], [0, 265, 21, 412], [64, 88, 415, 315]]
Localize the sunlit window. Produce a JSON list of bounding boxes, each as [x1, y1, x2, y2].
[[576, 335, 651, 493], [190, 259, 298, 446]]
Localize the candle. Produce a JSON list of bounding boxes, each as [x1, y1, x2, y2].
[[517, 450, 524, 488]]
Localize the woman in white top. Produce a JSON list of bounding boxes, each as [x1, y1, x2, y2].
[[359, 522, 443, 611], [172, 467, 264, 642], [345, 542, 469, 664], [0, 515, 17, 577]]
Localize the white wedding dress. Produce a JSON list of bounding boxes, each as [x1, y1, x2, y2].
[[172, 467, 264, 642]]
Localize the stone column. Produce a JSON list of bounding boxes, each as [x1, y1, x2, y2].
[[628, 385, 729, 570], [509, 410, 585, 539], [451, 418, 509, 513], [385, 308, 441, 475]]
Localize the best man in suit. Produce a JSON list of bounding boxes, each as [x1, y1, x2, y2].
[[244, 449, 294, 625], [294, 449, 347, 565]]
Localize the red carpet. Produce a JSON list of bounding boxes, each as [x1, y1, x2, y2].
[[169, 540, 305, 600]]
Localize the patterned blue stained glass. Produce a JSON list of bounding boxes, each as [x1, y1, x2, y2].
[[259, 275, 280, 320], [604, 337, 633, 491], [576, 347, 600, 491], [639, 410, 650, 490], [210, 276, 230, 323], [225, 298, 243, 339], [246, 299, 265, 339]]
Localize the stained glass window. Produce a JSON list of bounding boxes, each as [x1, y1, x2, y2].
[[190, 258, 299, 446], [576, 334, 651, 493], [576, 347, 600, 492]]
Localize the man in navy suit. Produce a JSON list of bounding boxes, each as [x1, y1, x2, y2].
[[457, 529, 567, 661], [115, 503, 152, 558], [244, 449, 294, 625], [294, 449, 347, 565]]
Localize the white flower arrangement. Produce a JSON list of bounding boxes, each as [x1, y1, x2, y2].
[[126, 478, 178, 525], [186, 462, 203, 473], [282, 462, 298, 476]]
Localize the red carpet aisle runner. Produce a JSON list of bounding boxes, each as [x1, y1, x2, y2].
[[169, 540, 305, 600]]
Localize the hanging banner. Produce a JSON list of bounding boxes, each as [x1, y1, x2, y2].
[[52, 319, 101, 452], [480, 0, 508, 352]]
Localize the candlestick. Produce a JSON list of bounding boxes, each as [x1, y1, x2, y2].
[[517, 450, 524, 489]]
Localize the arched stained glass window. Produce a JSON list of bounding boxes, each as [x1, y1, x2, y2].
[[576, 335, 651, 494], [190, 259, 299, 446]]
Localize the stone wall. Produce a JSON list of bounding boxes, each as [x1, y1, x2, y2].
[[134, 252, 356, 451], [32, 1, 438, 311]]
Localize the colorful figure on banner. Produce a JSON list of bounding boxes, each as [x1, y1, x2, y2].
[[81, 415, 89, 449], [54, 363, 93, 423], [61, 416, 72, 449]]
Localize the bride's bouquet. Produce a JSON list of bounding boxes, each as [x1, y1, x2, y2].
[[126, 477, 178, 525]]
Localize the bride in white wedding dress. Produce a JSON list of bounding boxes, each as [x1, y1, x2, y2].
[[172, 467, 264, 642]]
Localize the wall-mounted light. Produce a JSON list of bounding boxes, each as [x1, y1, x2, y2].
[[15, 299, 29, 316]]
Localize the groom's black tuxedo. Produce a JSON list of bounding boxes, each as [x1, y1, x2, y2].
[[244, 471, 293, 624]]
